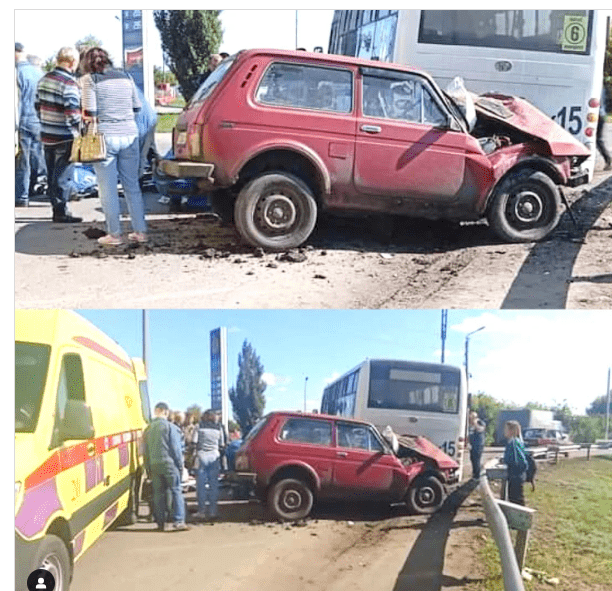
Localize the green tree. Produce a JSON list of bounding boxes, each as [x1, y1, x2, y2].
[[154, 66, 178, 87], [75, 35, 104, 55], [470, 392, 509, 445], [153, 10, 222, 102], [185, 403, 203, 422], [586, 395, 612, 416], [229, 340, 266, 436], [568, 415, 605, 443]]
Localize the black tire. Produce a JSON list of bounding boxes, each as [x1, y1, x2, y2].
[[209, 189, 235, 224], [234, 173, 317, 251], [487, 169, 561, 242], [406, 475, 445, 515], [267, 478, 314, 521], [32, 535, 71, 591], [115, 473, 141, 526]]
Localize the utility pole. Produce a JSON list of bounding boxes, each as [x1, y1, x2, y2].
[[295, 10, 299, 49], [606, 367, 611, 441], [142, 309, 150, 390], [303, 376, 309, 413], [441, 309, 448, 363], [465, 326, 485, 395]]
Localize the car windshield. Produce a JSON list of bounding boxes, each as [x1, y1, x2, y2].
[[15, 342, 51, 433], [189, 55, 236, 105]]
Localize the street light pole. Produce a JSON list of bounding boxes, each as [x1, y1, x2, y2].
[[303, 376, 309, 413], [465, 326, 485, 395], [605, 367, 611, 441]]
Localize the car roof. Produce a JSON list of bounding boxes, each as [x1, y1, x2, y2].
[[235, 48, 431, 80], [266, 410, 373, 427]]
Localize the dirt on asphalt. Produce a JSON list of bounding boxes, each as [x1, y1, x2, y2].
[[14, 172, 611, 309], [70, 482, 489, 591]]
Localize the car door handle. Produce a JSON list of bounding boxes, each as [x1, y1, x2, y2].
[[360, 125, 381, 134], [336, 451, 348, 457]]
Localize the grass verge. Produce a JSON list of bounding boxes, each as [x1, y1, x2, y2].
[[467, 455, 612, 591], [156, 113, 179, 133]]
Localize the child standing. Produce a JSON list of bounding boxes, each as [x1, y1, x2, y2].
[[503, 420, 528, 506]]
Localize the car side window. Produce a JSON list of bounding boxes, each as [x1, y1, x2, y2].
[[278, 418, 332, 446], [363, 72, 447, 127], [337, 423, 384, 452], [256, 62, 353, 113]]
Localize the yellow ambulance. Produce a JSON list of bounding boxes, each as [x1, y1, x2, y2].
[[15, 310, 150, 591]]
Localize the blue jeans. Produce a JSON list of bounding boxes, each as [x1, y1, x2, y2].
[[196, 456, 220, 517], [150, 463, 186, 526], [44, 141, 74, 217], [93, 135, 147, 236], [15, 121, 45, 203], [470, 445, 483, 478]]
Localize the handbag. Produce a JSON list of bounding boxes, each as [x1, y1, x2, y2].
[[71, 73, 106, 163], [70, 119, 106, 163]]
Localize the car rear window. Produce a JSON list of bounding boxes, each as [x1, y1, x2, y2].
[[278, 417, 333, 446], [189, 55, 236, 105], [256, 62, 353, 114]]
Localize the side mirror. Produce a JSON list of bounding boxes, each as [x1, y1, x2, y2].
[[60, 400, 95, 441]]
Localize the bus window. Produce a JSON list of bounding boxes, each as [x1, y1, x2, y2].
[[418, 10, 593, 55]]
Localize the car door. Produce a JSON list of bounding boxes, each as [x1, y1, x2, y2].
[[332, 422, 399, 498], [354, 67, 470, 203]]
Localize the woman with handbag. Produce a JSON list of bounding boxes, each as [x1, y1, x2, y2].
[[80, 47, 148, 246]]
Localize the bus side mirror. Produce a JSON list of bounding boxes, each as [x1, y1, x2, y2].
[[60, 400, 95, 441]]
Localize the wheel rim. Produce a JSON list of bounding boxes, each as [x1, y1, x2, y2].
[[41, 553, 63, 591], [255, 192, 298, 235], [416, 485, 437, 507], [512, 190, 544, 224], [281, 487, 303, 511]]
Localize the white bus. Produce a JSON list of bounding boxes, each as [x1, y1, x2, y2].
[[320, 359, 468, 477], [328, 10, 609, 179]]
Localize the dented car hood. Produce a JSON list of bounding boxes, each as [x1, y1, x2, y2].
[[397, 434, 459, 470], [474, 94, 590, 158]]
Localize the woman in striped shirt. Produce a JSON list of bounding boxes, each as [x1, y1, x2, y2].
[[81, 47, 148, 246]]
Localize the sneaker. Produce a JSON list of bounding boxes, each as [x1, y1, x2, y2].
[[172, 522, 191, 532], [98, 234, 124, 246], [53, 213, 82, 223], [128, 232, 148, 244]]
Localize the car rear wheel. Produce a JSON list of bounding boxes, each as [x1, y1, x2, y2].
[[33, 535, 71, 591], [234, 172, 317, 251], [406, 475, 445, 515], [268, 478, 314, 521], [487, 169, 561, 242]]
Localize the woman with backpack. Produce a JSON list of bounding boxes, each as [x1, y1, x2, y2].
[[503, 420, 528, 506]]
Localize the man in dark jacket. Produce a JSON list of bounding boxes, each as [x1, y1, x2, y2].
[[468, 411, 486, 479], [143, 402, 190, 531]]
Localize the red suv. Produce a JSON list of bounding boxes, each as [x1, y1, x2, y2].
[[231, 411, 458, 521], [159, 49, 590, 251]]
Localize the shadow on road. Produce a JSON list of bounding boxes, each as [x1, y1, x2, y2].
[[391, 479, 480, 591], [502, 176, 612, 309]]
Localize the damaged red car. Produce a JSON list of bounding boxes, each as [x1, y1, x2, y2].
[[230, 411, 459, 520], [160, 49, 590, 251]]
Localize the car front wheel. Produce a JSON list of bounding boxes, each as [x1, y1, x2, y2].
[[33, 535, 71, 591], [234, 173, 317, 251], [406, 475, 445, 515], [268, 478, 314, 521], [487, 169, 561, 242]]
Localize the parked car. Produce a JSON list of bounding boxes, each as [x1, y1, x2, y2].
[[230, 411, 459, 521], [158, 48, 590, 251], [523, 428, 570, 447]]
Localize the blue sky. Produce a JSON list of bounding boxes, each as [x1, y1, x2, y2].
[[78, 310, 612, 416], [14, 9, 336, 67]]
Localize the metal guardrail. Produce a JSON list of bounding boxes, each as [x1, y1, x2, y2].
[[479, 457, 529, 591]]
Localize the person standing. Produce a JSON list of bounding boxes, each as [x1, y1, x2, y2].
[[35, 46, 82, 223], [193, 409, 223, 521], [15, 43, 44, 207], [143, 402, 190, 531], [596, 85, 611, 171], [134, 85, 158, 180], [468, 411, 486, 479], [503, 420, 528, 506], [80, 46, 148, 246]]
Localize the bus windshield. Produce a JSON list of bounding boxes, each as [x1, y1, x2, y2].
[[15, 342, 51, 433], [368, 360, 460, 414]]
